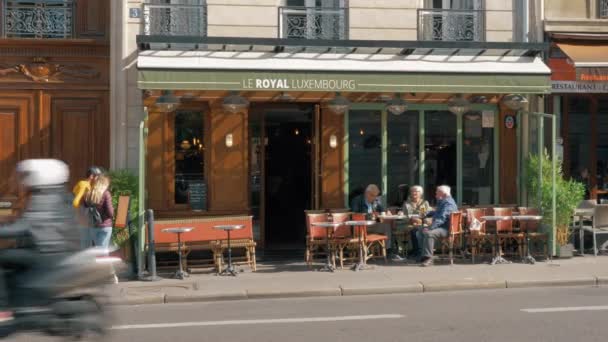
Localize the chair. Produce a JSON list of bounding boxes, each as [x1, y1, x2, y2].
[[584, 204, 608, 256], [439, 211, 464, 265], [332, 213, 359, 269], [571, 200, 596, 253], [492, 207, 524, 259], [305, 212, 330, 268], [353, 213, 388, 264], [517, 207, 548, 259], [466, 208, 489, 263]]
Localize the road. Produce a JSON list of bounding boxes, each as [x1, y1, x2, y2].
[[11, 286, 608, 341]]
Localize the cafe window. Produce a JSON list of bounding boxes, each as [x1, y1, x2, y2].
[[462, 111, 494, 205], [566, 97, 592, 180], [174, 111, 205, 207], [387, 111, 419, 206], [348, 109, 382, 205], [424, 111, 457, 204]]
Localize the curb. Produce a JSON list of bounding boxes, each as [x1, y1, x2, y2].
[[115, 277, 602, 306]]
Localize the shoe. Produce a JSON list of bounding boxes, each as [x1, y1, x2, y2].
[[390, 254, 405, 262], [420, 258, 434, 267], [0, 311, 13, 323]]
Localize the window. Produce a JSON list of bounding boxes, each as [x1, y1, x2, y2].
[[348, 110, 382, 205], [3, 0, 75, 38], [601, 0, 608, 19], [462, 111, 494, 205], [144, 0, 207, 36], [424, 111, 457, 204], [174, 111, 205, 208], [419, 0, 484, 41], [280, 0, 346, 39], [387, 111, 419, 206]]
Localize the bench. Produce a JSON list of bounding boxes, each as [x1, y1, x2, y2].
[[149, 215, 256, 272]]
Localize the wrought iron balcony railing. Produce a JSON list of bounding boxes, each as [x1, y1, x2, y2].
[[600, 0, 608, 18], [143, 0, 207, 36], [278, 6, 347, 40], [417, 8, 485, 42], [2, 0, 75, 38]]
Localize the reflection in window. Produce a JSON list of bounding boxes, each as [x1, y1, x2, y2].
[[597, 99, 608, 192], [567, 97, 592, 186], [387, 111, 419, 207], [462, 111, 494, 205], [348, 110, 382, 204], [425, 111, 457, 204], [174, 111, 204, 205]]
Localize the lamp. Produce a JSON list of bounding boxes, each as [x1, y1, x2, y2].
[[225, 133, 234, 148], [327, 93, 350, 115], [155, 90, 179, 113], [222, 91, 249, 114], [502, 94, 529, 111], [329, 134, 338, 149], [447, 94, 471, 115], [385, 93, 408, 115]]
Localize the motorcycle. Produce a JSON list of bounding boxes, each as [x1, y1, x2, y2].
[[0, 246, 124, 340]]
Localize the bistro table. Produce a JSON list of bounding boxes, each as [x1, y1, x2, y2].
[[573, 208, 595, 256], [345, 220, 377, 271], [379, 213, 420, 259], [311, 222, 343, 272], [481, 216, 512, 265], [161, 227, 194, 279], [213, 224, 245, 276], [512, 215, 543, 264]]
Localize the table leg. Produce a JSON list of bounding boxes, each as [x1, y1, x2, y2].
[[523, 232, 536, 265], [579, 218, 585, 256], [219, 230, 238, 276], [352, 226, 374, 271], [490, 234, 511, 265], [319, 227, 335, 272], [175, 233, 188, 279]]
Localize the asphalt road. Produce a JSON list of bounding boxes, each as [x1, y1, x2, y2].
[[11, 286, 608, 342]]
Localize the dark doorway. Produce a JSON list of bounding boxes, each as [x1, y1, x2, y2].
[[264, 106, 313, 249]]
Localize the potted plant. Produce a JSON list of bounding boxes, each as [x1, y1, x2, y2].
[[525, 152, 585, 258], [107, 169, 139, 261]]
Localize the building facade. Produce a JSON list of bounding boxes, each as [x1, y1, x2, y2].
[[0, 0, 110, 216]]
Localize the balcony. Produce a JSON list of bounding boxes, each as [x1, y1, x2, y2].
[[417, 8, 485, 42], [601, 0, 608, 18], [1, 0, 75, 38], [278, 6, 346, 40], [143, 0, 207, 36]]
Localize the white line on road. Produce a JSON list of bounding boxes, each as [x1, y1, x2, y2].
[[111, 314, 405, 330], [522, 306, 608, 313]]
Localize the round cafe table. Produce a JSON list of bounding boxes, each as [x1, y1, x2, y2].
[[213, 225, 245, 276], [512, 215, 543, 264], [161, 227, 194, 279], [481, 216, 512, 265], [379, 214, 420, 259], [311, 222, 343, 272], [344, 220, 377, 271]]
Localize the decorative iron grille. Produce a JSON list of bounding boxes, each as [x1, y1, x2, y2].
[[279, 6, 346, 40], [2, 0, 74, 38], [143, 0, 207, 36], [600, 0, 608, 18], [417, 8, 485, 42]]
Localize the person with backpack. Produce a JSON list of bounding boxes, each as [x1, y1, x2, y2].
[[83, 175, 114, 250]]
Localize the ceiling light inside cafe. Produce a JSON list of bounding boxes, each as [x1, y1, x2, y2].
[[385, 93, 408, 115], [222, 91, 249, 114], [502, 94, 529, 111], [155, 90, 179, 113], [447, 94, 471, 115], [327, 93, 351, 115]]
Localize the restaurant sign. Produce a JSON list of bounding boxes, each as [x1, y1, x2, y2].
[[242, 78, 356, 91], [551, 81, 608, 93]]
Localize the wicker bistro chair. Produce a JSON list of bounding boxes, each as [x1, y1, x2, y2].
[[211, 238, 257, 273], [517, 207, 549, 259], [438, 211, 464, 265], [305, 212, 332, 268], [466, 208, 490, 263], [492, 207, 525, 259], [583, 204, 608, 256], [332, 213, 388, 268], [331, 214, 359, 269], [352, 213, 388, 264]]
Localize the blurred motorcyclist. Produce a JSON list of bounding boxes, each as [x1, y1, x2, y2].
[[0, 159, 82, 322]]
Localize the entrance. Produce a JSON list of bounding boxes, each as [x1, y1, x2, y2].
[[250, 104, 316, 250]]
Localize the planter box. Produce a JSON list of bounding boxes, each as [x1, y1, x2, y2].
[[557, 243, 574, 258]]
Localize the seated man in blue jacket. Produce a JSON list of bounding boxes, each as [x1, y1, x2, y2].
[[416, 185, 458, 267]]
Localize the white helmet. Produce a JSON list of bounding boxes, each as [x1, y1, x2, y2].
[[16, 159, 69, 188]]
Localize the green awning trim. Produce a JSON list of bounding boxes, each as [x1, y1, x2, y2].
[[138, 69, 551, 94]]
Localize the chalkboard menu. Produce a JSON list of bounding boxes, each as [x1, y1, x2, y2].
[[188, 181, 207, 211]]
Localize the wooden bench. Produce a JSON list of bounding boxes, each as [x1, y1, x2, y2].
[[149, 215, 256, 272]]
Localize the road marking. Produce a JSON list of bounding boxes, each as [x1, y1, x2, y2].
[[522, 306, 608, 313], [111, 314, 404, 330]]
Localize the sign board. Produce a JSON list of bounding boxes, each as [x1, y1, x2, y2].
[[129, 8, 141, 18], [551, 81, 608, 93], [482, 110, 495, 128], [114, 196, 130, 229], [0, 202, 11, 209], [188, 182, 207, 211], [504, 115, 516, 129]]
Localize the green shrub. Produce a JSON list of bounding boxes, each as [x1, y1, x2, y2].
[[525, 151, 584, 245], [107, 169, 139, 247]]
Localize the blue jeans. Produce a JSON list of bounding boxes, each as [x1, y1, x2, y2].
[[91, 227, 113, 250]]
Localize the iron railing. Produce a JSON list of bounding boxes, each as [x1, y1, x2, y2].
[[278, 6, 347, 40], [417, 8, 485, 42], [600, 0, 608, 18], [2, 0, 75, 38], [143, 0, 207, 36]]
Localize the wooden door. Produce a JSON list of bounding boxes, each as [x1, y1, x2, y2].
[[45, 93, 109, 189]]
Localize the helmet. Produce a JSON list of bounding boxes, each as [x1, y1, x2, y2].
[[86, 166, 103, 178], [16, 159, 69, 188]]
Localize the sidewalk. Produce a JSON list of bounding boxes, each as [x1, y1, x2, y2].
[[108, 257, 608, 305]]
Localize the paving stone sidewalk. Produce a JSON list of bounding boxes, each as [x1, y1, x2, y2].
[[108, 257, 608, 305]]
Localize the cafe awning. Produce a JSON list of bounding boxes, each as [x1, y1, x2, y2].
[[137, 37, 551, 94], [556, 43, 608, 67]]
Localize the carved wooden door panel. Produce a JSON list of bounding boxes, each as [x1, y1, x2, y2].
[[46, 93, 109, 189]]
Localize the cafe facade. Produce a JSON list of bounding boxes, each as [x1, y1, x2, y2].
[[135, 36, 551, 250]]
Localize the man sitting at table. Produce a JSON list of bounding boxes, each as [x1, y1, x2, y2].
[[351, 184, 401, 261], [416, 185, 458, 267]]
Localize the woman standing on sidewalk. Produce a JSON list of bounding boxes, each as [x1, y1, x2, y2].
[[83, 175, 114, 249]]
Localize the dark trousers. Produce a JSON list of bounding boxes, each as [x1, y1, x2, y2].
[[0, 249, 45, 308]]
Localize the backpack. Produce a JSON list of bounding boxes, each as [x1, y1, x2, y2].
[[85, 200, 103, 226]]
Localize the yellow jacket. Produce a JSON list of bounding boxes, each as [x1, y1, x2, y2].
[[72, 180, 91, 208]]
